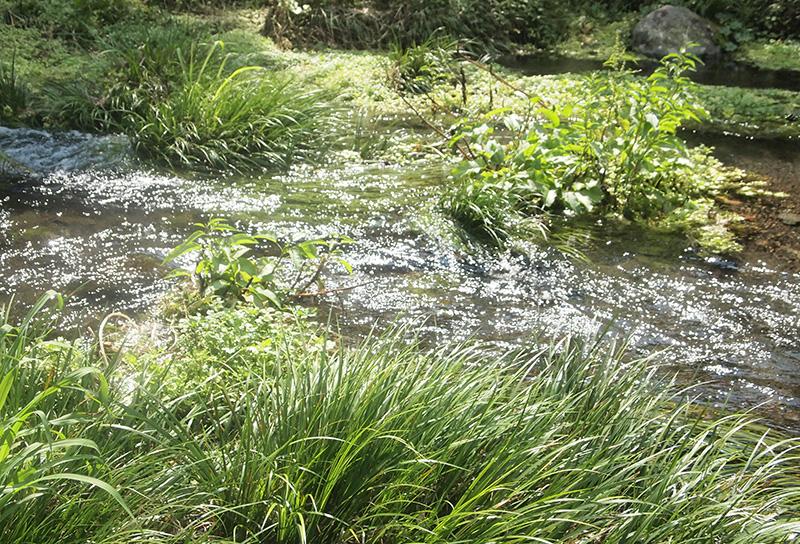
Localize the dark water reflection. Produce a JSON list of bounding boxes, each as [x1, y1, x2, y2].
[[1, 127, 799, 429], [498, 54, 800, 92]]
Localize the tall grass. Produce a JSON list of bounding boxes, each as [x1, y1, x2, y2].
[[0, 51, 29, 123], [132, 42, 329, 172], [1, 296, 798, 542], [0, 292, 128, 541]]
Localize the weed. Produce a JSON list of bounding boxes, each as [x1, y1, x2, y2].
[[162, 217, 353, 308], [443, 49, 746, 253]]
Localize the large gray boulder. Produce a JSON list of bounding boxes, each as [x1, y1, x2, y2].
[[632, 5, 720, 61]]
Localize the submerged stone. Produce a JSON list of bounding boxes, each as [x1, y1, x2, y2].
[[632, 5, 721, 62]]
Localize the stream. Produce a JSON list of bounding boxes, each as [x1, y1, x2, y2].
[[1, 119, 799, 428]]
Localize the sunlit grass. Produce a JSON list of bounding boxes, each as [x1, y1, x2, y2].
[[2, 295, 799, 543]]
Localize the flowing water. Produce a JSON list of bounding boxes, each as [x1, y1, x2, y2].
[[1, 123, 799, 428]]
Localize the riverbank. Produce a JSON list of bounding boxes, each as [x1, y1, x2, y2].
[[2, 289, 799, 543]]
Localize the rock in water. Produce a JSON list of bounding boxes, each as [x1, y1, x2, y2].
[[632, 5, 720, 61]]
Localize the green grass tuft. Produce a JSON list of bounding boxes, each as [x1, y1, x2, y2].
[[1, 295, 799, 543]]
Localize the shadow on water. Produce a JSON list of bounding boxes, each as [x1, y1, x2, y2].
[[498, 54, 800, 92], [1, 125, 799, 430]]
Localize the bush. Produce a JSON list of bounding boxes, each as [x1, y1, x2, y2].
[[443, 50, 745, 252], [264, 0, 570, 50]]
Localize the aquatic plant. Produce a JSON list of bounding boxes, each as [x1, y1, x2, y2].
[[443, 50, 745, 252], [163, 218, 353, 308]]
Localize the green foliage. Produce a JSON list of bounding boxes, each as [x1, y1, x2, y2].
[[103, 313, 800, 542], [40, 37, 333, 172], [1, 0, 145, 43], [444, 50, 744, 252], [163, 218, 353, 308], [737, 39, 800, 71], [388, 34, 462, 94], [0, 292, 129, 531], [1, 292, 799, 542], [0, 51, 29, 123], [715, 12, 754, 53], [266, 0, 570, 51], [133, 42, 330, 171]]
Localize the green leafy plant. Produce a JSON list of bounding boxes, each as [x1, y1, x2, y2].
[[715, 13, 754, 53], [444, 49, 744, 252], [162, 218, 353, 308]]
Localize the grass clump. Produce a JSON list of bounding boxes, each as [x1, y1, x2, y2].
[[42, 35, 333, 172], [0, 52, 29, 124], [131, 42, 330, 171], [0, 292, 130, 541], [1, 289, 799, 542], [443, 50, 748, 253]]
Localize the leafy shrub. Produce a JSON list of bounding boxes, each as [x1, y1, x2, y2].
[[163, 217, 353, 308], [444, 50, 744, 252]]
